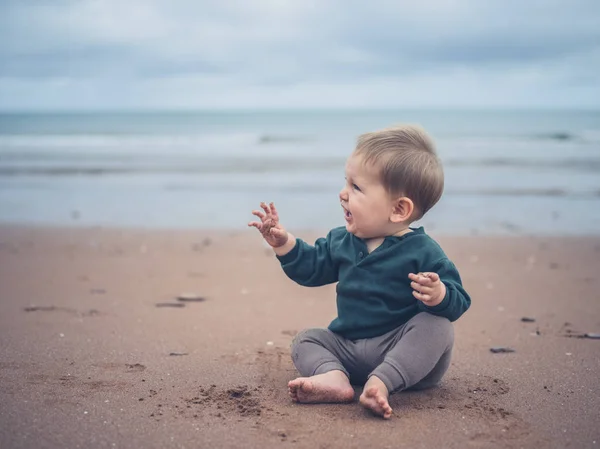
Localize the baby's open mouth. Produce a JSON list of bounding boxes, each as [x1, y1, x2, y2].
[[342, 205, 352, 218]]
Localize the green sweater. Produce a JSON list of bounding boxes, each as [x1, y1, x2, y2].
[[277, 226, 471, 340]]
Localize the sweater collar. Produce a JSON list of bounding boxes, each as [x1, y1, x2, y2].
[[351, 226, 425, 245]]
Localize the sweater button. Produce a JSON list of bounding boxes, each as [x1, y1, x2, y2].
[[358, 252, 364, 258]]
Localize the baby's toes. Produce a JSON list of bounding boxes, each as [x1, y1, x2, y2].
[[288, 388, 298, 400]]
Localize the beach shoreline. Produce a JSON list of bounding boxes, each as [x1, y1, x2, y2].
[[1, 225, 599, 448], [2, 109, 600, 236]]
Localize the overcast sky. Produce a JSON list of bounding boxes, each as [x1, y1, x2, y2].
[[1, 0, 599, 110]]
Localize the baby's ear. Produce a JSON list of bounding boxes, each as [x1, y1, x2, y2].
[[390, 197, 414, 223]]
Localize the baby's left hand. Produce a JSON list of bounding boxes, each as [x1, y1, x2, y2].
[[408, 272, 446, 306]]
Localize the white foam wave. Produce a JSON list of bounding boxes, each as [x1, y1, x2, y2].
[[0, 133, 259, 153]]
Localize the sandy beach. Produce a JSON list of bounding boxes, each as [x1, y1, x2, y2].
[[0, 225, 599, 449]]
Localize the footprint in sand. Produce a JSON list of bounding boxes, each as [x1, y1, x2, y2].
[[183, 385, 264, 418], [126, 363, 146, 372]]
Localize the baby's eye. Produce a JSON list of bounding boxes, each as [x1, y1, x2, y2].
[[352, 183, 361, 192]]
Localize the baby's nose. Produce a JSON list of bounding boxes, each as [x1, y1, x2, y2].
[[339, 188, 348, 201]]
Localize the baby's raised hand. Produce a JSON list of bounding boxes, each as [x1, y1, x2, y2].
[[248, 202, 289, 248], [408, 272, 446, 306]]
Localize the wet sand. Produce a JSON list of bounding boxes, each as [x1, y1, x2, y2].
[[0, 226, 599, 449]]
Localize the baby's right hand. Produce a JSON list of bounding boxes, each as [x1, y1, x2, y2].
[[248, 202, 289, 248]]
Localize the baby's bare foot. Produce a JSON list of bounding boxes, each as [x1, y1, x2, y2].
[[359, 376, 393, 419], [288, 370, 354, 403]]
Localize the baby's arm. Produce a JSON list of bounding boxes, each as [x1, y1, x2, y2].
[[276, 232, 339, 287], [410, 259, 471, 321], [272, 232, 297, 258], [248, 202, 339, 287]]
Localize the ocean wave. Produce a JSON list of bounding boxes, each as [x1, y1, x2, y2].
[[0, 133, 258, 150], [164, 183, 331, 193], [1, 155, 600, 175], [160, 184, 600, 198], [516, 129, 600, 144], [533, 130, 600, 143], [445, 157, 600, 171], [447, 131, 600, 144], [0, 157, 344, 176], [258, 134, 315, 144], [447, 188, 600, 198], [534, 132, 575, 141], [3, 128, 598, 148]]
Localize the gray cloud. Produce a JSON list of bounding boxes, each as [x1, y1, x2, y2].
[[0, 0, 599, 108]]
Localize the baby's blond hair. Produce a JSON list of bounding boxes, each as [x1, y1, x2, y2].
[[354, 124, 444, 220]]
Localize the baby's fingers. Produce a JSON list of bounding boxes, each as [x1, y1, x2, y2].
[[412, 290, 432, 302], [424, 272, 440, 282], [411, 281, 432, 295], [269, 202, 280, 221], [408, 273, 428, 285], [252, 210, 267, 221], [248, 221, 263, 230], [408, 272, 436, 286], [260, 202, 271, 217]]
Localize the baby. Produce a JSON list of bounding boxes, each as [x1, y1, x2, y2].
[[248, 124, 471, 418]]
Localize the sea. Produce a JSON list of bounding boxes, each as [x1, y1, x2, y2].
[[0, 110, 599, 235]]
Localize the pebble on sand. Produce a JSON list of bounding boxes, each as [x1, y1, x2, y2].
[[490, 347, 516, 353], [582, 333, 600, 340], [176, 293, 206, 303]]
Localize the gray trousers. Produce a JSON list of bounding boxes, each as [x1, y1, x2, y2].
[[291, 312, 454, 394]]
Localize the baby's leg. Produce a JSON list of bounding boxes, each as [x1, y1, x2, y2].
[[288, 328, 356, 403], [361, 313, 454, 418]]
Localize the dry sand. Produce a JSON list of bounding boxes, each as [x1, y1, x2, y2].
[[0, 225, 599, 449]]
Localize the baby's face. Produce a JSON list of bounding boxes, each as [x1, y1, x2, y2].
[[339, 155, 395, 239]]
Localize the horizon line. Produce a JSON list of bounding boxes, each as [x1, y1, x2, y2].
[[1, 106, 599, 114]]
